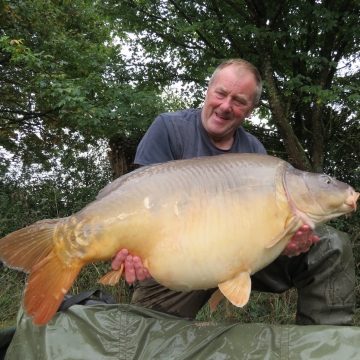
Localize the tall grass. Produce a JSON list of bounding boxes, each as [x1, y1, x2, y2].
[[0, 267, 26, 329]]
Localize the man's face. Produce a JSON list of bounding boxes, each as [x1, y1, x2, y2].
[[201, 65, 257, 146]]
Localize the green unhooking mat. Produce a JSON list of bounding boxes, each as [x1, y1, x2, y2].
[[4, 304, 360, 359]]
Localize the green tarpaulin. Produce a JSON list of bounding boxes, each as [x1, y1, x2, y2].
[[4, 304, 360, 359]]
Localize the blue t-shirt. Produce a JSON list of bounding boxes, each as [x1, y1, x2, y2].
[[135, 109, 266, 165]]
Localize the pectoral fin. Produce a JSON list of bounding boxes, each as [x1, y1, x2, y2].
[[218, 272, 251, 308], [98, 263, 124, 286], [209, 289, 224, 312], [265, 216, 299, 249]]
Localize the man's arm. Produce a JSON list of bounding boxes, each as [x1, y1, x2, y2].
[[135, 115, 178, 165], [111, 225, 319, 283]]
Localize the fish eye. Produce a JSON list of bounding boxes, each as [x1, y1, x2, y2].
[[324, 177, 331, 184]]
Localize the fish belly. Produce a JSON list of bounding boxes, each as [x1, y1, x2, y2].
[[141, 197, 292, 292]]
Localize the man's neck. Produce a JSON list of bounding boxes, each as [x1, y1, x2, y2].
[[209, 134, 235, 150]]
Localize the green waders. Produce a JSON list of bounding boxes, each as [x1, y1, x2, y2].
[[131, 224, 356, 325]]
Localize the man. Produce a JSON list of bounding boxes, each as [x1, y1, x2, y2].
[[112, 59, 355, 325]]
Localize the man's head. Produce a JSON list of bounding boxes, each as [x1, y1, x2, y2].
[[208, 59, 262, 106], [201, 59, 262, 150]]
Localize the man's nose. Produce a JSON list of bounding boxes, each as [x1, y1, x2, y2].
[[219, 96, 232, 112]]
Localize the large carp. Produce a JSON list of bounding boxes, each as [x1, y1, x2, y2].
[[0, 153, 358, 325]]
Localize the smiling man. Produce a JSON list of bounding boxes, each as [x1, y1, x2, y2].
[[201, 63, 259, 149], [111, 59, 355, 325]]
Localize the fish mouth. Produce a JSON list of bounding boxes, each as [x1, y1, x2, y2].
[[344, 190, 359, 211]]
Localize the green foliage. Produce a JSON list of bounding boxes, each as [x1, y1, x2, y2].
[[0, 0, 166, 167], [1, 0, 113, 123], [0, 139, 112, 236]]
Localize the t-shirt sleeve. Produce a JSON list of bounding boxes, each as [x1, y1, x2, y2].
[[247, 133, 267, 155], [134, 115, 179, 165], [254, 140, 267, 155]]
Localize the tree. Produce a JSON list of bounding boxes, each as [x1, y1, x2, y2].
[[110, 0, 360, 177], [0, 0, 165, 175], [2, 0, 359, 184], [0, 0, 109, 150]]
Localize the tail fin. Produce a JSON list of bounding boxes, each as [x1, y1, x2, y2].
[[0, 219, 63, 272], [0, 217, 82, 325], [24, 253, 82, 326]]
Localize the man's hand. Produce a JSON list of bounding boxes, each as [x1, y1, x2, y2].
[[111, 249, 151, 284], [281, 225, 319, 257]]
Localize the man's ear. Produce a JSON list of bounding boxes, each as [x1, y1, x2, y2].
[[245, 105, 256, 118]]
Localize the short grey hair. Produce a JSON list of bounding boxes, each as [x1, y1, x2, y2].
[[208, 59, 262, 105]]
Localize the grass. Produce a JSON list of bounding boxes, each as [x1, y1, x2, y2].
[[196, 290, 298, 325], [0, 267, 26, 329], [2, 261, 360, 330]]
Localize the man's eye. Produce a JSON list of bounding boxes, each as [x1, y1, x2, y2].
[[234, 99, 245, 106]]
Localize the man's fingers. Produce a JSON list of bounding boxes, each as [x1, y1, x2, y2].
[[111, 250, 152, 283], [312, 236, 320, 243], [132, 256, 146, 281], [111, 249, 129, 270], [124, 255, 136, 283], [282, 226, 319, 257], [143, 269, 151, 278]]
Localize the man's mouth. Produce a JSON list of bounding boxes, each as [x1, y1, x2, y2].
[[214, 112, 230, 121]]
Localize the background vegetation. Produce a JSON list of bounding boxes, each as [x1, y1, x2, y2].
[[1, 0, 359, 329]]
